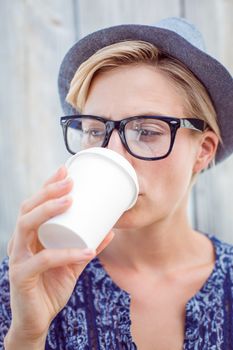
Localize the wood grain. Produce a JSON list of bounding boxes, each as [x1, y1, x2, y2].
[[0, 0, 76, 258]]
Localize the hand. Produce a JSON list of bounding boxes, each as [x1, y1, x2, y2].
[[5, 165, 115, 346]]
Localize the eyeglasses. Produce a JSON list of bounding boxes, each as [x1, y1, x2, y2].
[[60, 115, 206, 161]]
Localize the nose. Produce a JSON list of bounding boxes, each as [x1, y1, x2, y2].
[[107, 129, 129, 159]]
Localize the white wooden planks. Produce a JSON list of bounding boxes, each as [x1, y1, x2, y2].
[[0, 0, 76, 258], [184, 0, 233, 72], [77, 0, 181, 37]]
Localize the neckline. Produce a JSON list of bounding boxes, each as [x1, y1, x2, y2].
[[93, 232, 223, 348], [185, 232, 219, 305]]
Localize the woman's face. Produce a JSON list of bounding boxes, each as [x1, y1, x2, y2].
[[83, 64, 204, 230]]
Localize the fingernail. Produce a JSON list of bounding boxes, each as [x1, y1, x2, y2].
[[82, 248, 96, 256], [57, 196, 72, 205], [57, 177, 72, 188], [56, 166, 63, 176]]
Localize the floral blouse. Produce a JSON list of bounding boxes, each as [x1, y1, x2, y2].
[[1, 233, 233, 349]]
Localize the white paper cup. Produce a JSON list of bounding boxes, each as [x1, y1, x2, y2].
[[38, 147, 139, 250]]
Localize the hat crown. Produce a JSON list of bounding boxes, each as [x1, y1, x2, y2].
[[155, 17, 206, 51]]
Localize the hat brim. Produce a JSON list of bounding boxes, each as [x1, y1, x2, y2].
[[58, 24, 233, 164]]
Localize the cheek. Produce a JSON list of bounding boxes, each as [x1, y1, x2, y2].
[[114, 138, 197, 228], [114, 160, 191, 230], [139, 141, 195, 207]]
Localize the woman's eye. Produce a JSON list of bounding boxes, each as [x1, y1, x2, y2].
[[83, 129, 104, 137], [139, 129, 162, 136], [91, 130, 103, 137], [134, 127, 163, 137]]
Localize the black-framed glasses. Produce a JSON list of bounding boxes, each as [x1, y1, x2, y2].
[[60, 115, 207, 161]]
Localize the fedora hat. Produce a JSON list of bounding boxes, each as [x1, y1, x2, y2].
[[58, 17, 233, 164]]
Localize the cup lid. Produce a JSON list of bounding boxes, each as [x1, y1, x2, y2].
[[65, 147, 139, 209]]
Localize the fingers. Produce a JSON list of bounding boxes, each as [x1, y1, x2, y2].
[[9, 165, 74, 260], [43, 165, 67, 187], [12, 195, 73, 260], [9, 165, 115, 270], [13, 248, 96, 280], [20, 169, 73, 216], [8, 166, 69, 257], [30, 230, 115, 276], [19, 195, 73, 232]]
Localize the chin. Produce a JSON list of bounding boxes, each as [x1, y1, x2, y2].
[[113, 195, 167, 230], [113, 202, 143, 229]]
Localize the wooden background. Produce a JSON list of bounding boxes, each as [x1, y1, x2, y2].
[[0, 0, 233, 260]]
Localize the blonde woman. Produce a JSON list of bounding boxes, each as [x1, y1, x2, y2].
[[1, 17, 233, 349]]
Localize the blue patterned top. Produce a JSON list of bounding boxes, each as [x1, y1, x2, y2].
[[1, 233, 233, 349]]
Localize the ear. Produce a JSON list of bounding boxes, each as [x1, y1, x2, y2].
[[193, 130, 219, 173]]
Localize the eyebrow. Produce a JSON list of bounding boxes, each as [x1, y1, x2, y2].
[[98, 112, 169, 119], [80, 112, 176, 121], [134, 112, 167, 117], [118, 112, 174, 120]]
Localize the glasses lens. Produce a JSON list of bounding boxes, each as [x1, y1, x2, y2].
[[125, 118, 171, 158], [66, 118, 106, 153]]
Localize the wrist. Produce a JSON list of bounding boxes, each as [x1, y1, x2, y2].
[[4, 328, 47, 350]]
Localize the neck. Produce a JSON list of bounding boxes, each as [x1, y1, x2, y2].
[[99, 209, 211, 274]]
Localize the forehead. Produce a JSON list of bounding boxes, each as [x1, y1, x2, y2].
[[83, 64, 185, 119]]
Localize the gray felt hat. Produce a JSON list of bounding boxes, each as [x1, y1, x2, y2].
[[58, 17, 233, 164]]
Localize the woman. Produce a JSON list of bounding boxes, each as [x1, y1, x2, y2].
[[1, 17, 233, 349]]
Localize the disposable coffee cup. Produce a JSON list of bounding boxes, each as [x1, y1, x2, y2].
[[38, 147, 139, 250]]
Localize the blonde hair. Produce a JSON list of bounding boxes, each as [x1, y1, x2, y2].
[[66, 40, 222, 170]]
